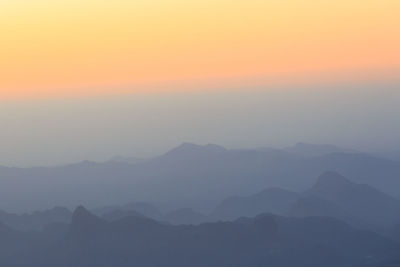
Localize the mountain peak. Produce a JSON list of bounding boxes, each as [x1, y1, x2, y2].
[[69, 206, 104, 235], [163, 143, 227, 158], [72, 206, 91, 218], [305, 171, 400, 228], [313, 171, 352, 189]]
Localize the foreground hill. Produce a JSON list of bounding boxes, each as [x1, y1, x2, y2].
[[1, 206, 399, 267]]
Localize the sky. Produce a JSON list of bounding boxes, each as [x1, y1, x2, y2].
[[1, 0, 399, 98], [1, 81, 400, 167], [0, 0, 400, 166]]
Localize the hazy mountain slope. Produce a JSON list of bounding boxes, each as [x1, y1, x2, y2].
[[108, 156, 150, 164], [285, 142, 357, 157], [211, 187, 299, 221], [0, 207, 71, 231], [164, 208, 209, 225], [101, 209, 145, 222], [1, 143, 400, 213], [291, 172, 400, 232], [312, 153, 400, 194], [93, 202, 163, 221]]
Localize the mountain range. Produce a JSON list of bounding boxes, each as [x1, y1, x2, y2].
[[1, 206, 399, 267], [1, 142, 400, 213], [0, 154, 400, 266], [2, 170, 400, 240]]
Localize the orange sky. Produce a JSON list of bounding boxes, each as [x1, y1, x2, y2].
[[1, 0, 399, 99]]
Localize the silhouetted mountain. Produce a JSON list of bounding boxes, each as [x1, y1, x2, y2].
[[122, 202, 164, 219], [0, 205, 399, 266], [0, 223, 25, 266], [393, 224, 400, 242], [35, 208, 400, 267], [291, 171, 400, 233], [95, 203, 209, 225], [312, 152, 400, 194], [212, 187, 299, 221], [2, 143, 400, 212], [164, 208, 209, 225], [285, 142, 357, 157], [69, 206, 105, 237], [108, 156, 150, 164], [289, 195, 355, 223], [159, 142, 228, 161], [0, 207, 71, 231], [93, 202, 163, 221], [101, 209, 145, 222], [375, 150, 400, 162]]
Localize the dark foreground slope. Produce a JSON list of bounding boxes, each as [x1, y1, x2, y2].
[[2, 207, 399, 267]]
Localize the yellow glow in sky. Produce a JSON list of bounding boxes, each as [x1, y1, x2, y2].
[[1, 0, 399, 98]]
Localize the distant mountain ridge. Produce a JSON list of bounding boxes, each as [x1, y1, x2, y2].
[[0, 207, 71, 231], [213, 171, 400, 236], [285, 142, 358, 157], [293, 171, 400, 232], [108, 156, 150, 165], [1, 142, 400, 213], [211, 187, 299, 221]]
